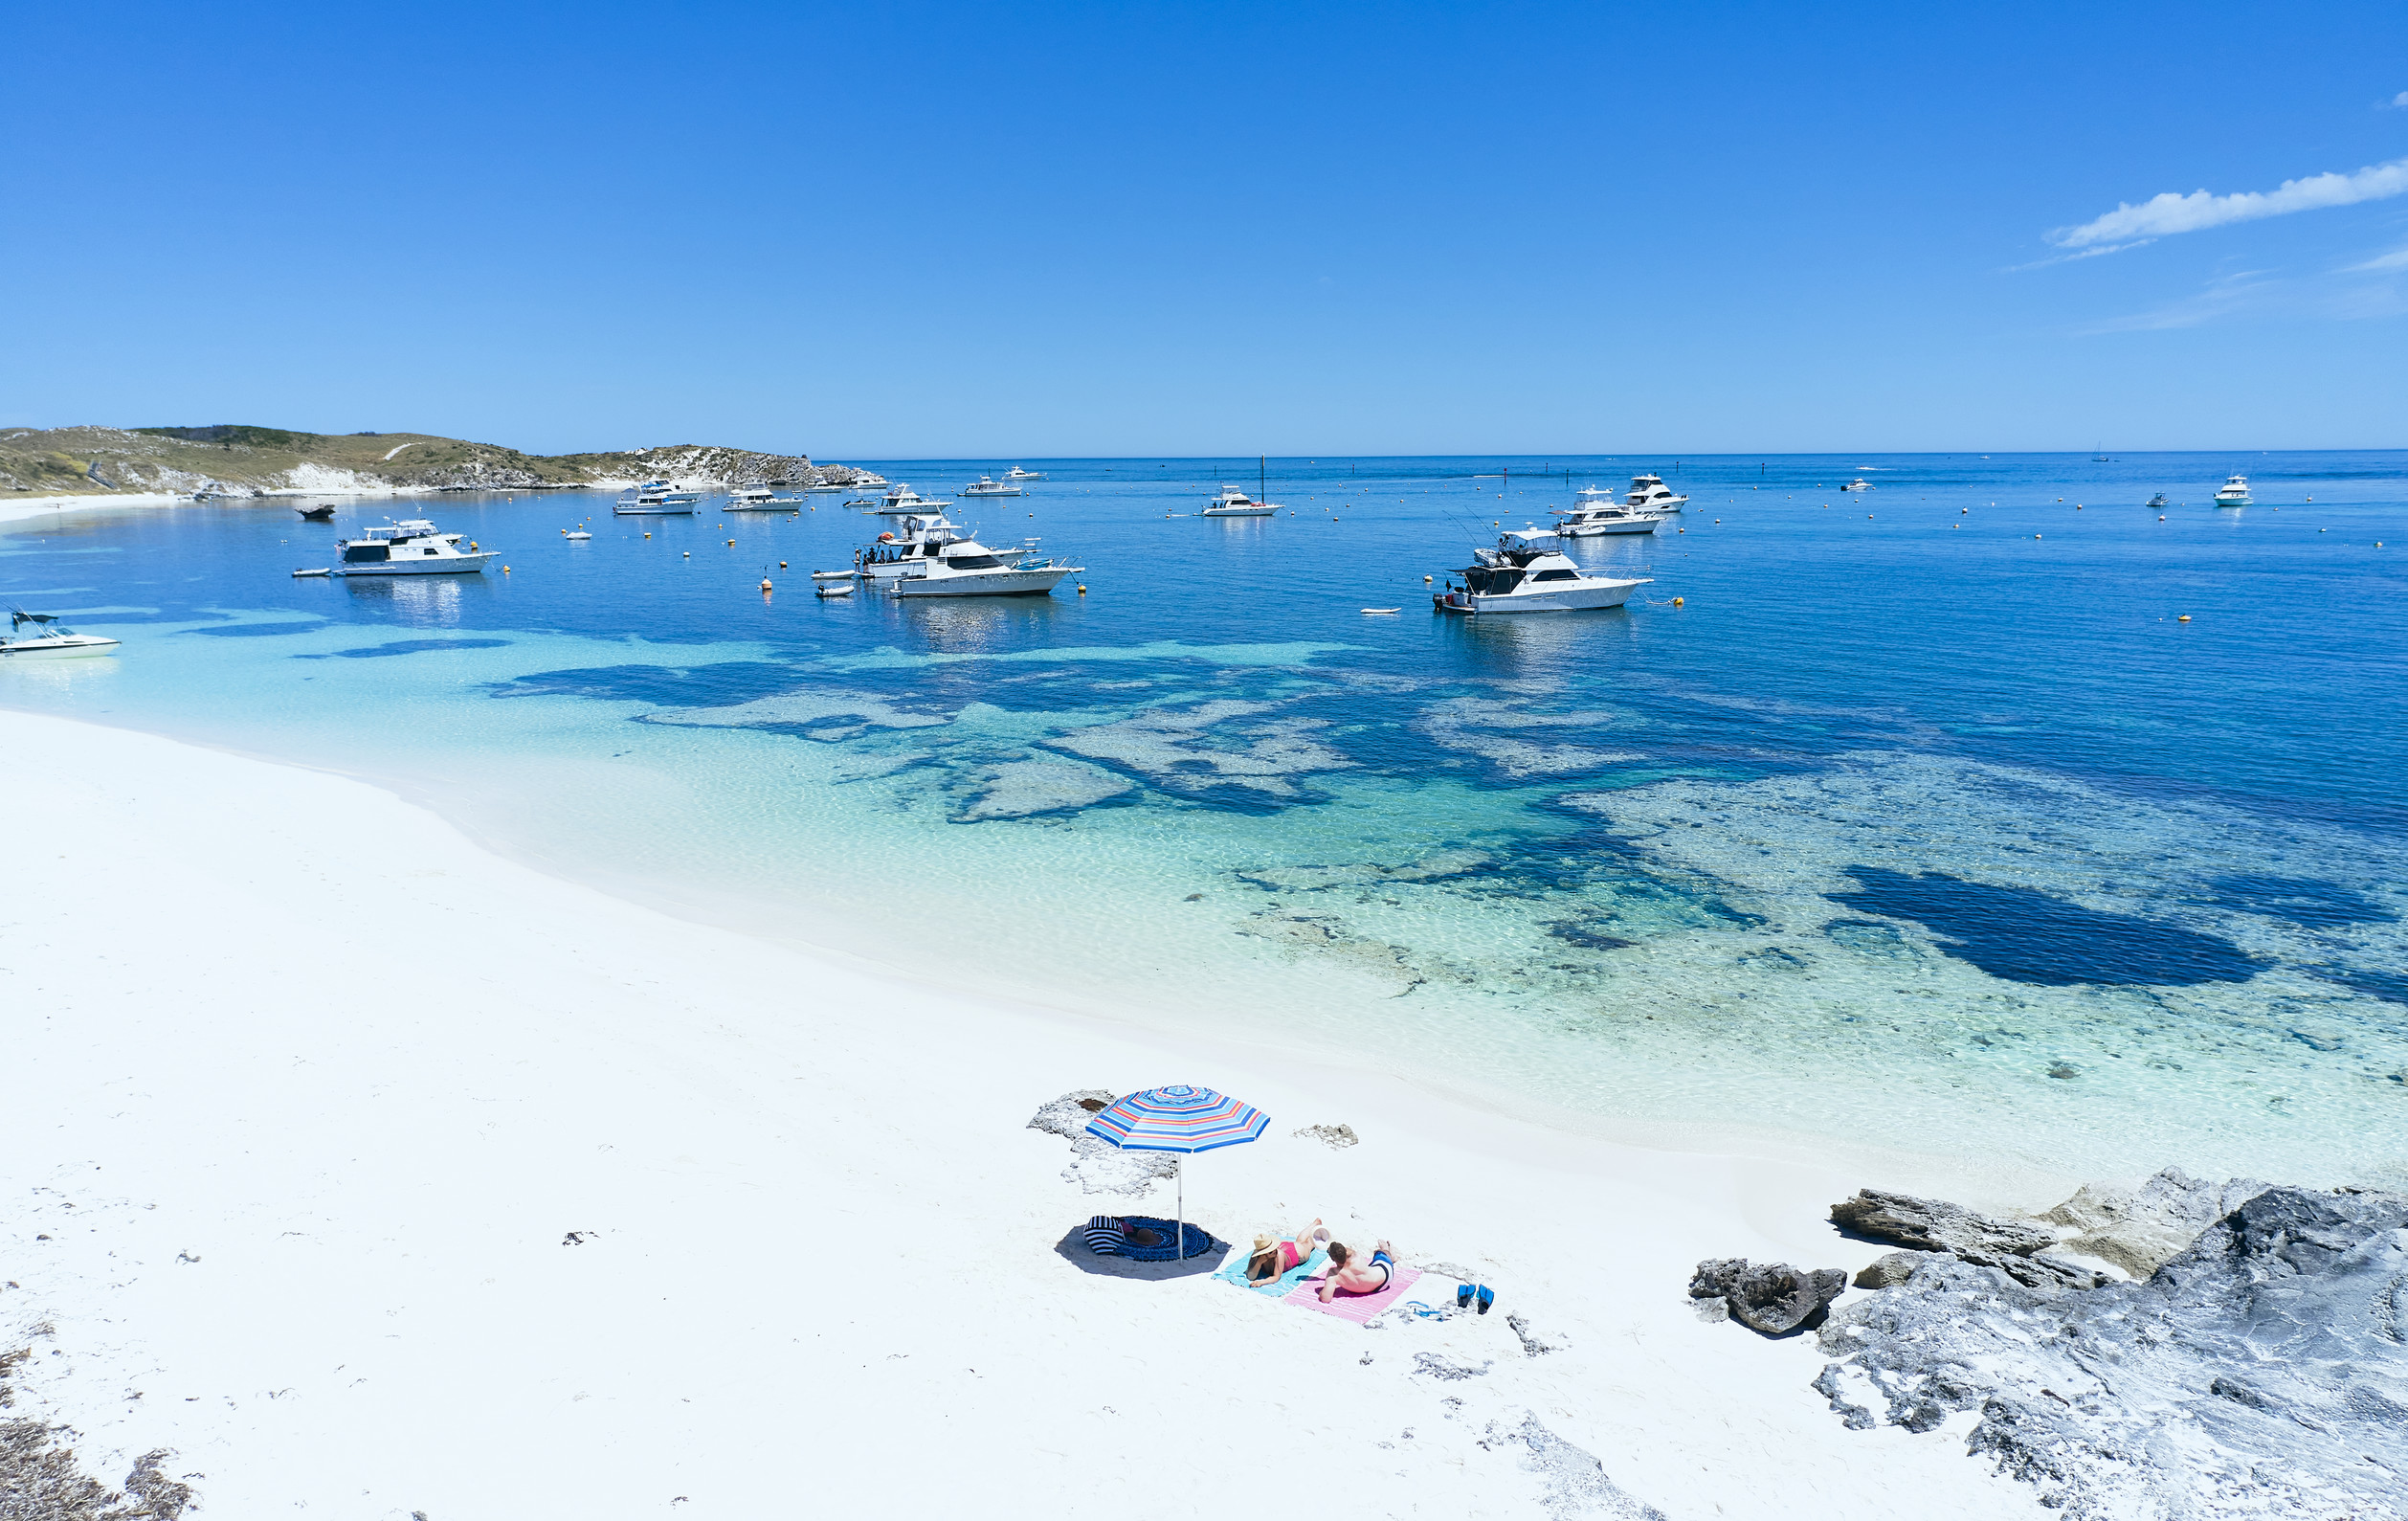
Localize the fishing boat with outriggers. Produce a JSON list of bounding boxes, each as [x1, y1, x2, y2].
[[2, 608, 121, 659], [1433, 529, 1652, 615], [332, 518, 499, 576]]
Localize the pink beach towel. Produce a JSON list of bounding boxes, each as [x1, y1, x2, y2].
[[1284, 1265, 1422, 1325]]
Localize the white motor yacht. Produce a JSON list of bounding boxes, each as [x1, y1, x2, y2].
[[875, 483, 954, 514], [2214, 475, 2251, 507], [1554, 487, 1663, 536], [1005, 466, 1046, 481], [1625, 474, 1687, 511], [2, 608, 120, 659], [805, 481, 848, 492], [615, 481, 702, 515], [1201, 485, 1279, 517], [1433, 531, 1652, 615], [852, 510, 1033, 579], [333, 519, 500, 576], [890, 537, 1081, 598], [726, 484, 809, 510], [963, 476, 1024, 497], [1843, 478, 1873, 492]]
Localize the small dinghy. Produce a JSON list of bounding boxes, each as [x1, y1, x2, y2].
[[815, 581, 856, 598], [1361, 607, 1400, 615], [811, 569, 857, 583], [563, 530, 591, 541], [293, 568, 331, 577]]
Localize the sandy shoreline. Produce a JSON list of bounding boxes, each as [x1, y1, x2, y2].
[[0, 707, 2052, 1518]]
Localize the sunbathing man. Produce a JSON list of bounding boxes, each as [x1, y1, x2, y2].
[[1318, 1238, 1397, 1301], [1245, 1219, 1331, 1285]]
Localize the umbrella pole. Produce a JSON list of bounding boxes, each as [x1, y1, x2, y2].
[[1176, 1155, 1186, 1261]]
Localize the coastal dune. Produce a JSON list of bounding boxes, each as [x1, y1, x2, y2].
[[0, 709, 2046, 1518]]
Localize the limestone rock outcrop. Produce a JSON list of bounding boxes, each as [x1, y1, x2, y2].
[[1831, 1187, 2104, 1289], [1816, 1184, 2408, 1520]]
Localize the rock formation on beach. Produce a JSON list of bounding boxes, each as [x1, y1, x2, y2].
[[1688, 1258, 1848, 1334], [1831, 1186, 2107, 1289], [1815, 1181, 2408, 1520], [0, 423, 871, 500]]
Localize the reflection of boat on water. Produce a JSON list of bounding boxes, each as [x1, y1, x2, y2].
[[2, 608, 121, 659], [890, 537, 1081, 598], [2214, 475, 2251, 507], [333, 519, 498, 576], [1432, 530, 1652, 615]]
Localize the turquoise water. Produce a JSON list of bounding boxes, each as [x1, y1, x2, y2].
[[7, 453, 2406, 1187]]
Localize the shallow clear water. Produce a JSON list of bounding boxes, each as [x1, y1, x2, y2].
[[8, 453, 2406, 1187]]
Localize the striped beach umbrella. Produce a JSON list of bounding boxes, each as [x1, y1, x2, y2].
[[1086, 1085, 1269, 1260]]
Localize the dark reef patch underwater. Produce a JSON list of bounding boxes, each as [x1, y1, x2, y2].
[[1827, 867, 2263, 987]]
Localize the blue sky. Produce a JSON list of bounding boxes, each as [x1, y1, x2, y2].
[[7, 2, 2405, 456]]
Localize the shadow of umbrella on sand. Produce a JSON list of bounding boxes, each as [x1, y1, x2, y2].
[[1084, 1085, 1269, 1262]]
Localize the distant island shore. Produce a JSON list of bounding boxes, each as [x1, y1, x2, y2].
[[0, 423, 874, 502]]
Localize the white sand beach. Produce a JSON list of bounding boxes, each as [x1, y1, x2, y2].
[[0, 707, 2052, 1519]]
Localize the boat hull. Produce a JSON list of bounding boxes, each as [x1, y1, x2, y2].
[[614, 503, 697, 516], [0, 637, 121, 659], [893, 566, 1077, 598], [1435, 579, 1646, 615], [333, 552, 499, 577], [1200, 506, 1277, 518], [1558, 520, 1660, 536], [2214, 495, 2250, 507]]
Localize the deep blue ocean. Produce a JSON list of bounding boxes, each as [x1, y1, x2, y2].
[[7, 452, 2405, 1188]]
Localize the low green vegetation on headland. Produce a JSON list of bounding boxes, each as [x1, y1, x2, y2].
[[0, 423, 862, 497]]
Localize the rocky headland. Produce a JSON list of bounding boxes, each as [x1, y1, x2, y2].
[[0, 423, 878, 500]]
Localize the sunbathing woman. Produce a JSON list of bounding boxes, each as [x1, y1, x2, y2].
[[1245, 1219, 1331, 1285], [1318, 1238, 1397, 1301]]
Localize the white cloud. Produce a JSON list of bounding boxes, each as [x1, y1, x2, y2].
[[2344, 245, 2408, 272], [2393, 91, 2408, 108], [2082, 270, 2277, 333], [2051, 156, 2408, 247]]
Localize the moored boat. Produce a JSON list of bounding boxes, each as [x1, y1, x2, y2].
[[1554, 488, 1663, 537], [963, 476, 1024, 497], [332, 518, 499, 576], [1432, 530, 1652, 615], [614, 481, 702, 515], [1201, 485, 1278, 517], [2, 608, 121, 659], [1626, 473, 1688, 511], [2214, 475, 2251, 507], [890, 537, 1081, 598]]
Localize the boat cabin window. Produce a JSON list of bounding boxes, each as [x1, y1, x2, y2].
[[1529, 568, 1579, 582], [1464, 566, 1523, 594], [948, 553, 1005, 570]]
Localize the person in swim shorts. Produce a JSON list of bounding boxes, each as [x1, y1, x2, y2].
[[1318, 1238, 1396, 1301]]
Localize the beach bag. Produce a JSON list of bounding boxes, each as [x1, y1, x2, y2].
[[1083, 1216, 1127, 1256]]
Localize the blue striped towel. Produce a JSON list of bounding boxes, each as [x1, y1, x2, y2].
[[1215, 1243, 1329, 1296]]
